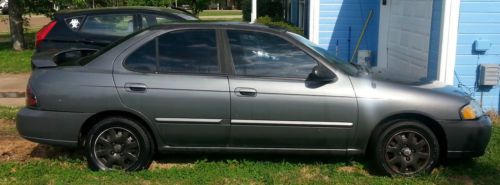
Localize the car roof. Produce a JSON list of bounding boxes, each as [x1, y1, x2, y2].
[[55, 6, 191, 16], [147, 22, 289, 34]]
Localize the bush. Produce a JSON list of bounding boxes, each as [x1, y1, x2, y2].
[[485, 110, 498, 124], [256, 16, 304, 36], [242, 0, 284, 22], [242, 0, 251, 21]]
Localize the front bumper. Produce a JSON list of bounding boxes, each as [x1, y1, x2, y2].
[[439, 116, 492, 158], [16, 108, 92, 147]]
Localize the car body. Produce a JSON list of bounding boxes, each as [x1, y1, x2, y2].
[[0, 0, 7, 14], [35, 6, 198, 53], [18, 23, 492, 175]]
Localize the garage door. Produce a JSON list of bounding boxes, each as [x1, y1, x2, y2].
[[378, 0, 434, 82]]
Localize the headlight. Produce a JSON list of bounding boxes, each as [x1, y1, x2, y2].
[[460, 101, 484, 120]]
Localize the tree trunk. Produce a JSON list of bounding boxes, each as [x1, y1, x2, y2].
[[9, 0, 25, 51]]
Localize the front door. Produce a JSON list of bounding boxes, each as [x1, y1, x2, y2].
[[224, 30, 357, 149], [113, 29, 230, 147], [377, 0, 434, 81]]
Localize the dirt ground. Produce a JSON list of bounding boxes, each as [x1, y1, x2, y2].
[[0, 15, 51, 33], [0, 119, 81, 162], [0, 119, 190, 169]]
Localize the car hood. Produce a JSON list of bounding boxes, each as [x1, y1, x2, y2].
[[353, 72, 471, 100], [349, 75, 471, 120], [414, 81, 470, 98]]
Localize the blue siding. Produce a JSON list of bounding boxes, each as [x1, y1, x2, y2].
[[455, 0, 500, 111], [318, 0, 379, 63], [290, 0, 298, 25]]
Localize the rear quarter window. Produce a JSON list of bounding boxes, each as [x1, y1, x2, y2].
[[64, 16, 85, 31]]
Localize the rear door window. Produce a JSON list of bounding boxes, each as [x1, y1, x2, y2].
[[158, 29, 219, 74], [123, 29, 220, 74], [80, 14, 135, 36], [124, 40, 157, 73]]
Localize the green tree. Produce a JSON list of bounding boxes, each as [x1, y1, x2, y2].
[[190, 0, 210, 16]]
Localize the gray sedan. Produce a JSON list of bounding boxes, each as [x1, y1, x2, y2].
[[17, 23, 492, 176]]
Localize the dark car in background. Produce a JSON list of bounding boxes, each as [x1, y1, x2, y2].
[[35, 6, 198, 52], [18, 23, 492, 176]]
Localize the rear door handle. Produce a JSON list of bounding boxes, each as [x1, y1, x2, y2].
[[125, 83, 147, 92], [235, 87, 257, 97]]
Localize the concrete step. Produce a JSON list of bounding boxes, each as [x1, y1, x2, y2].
[[0, 73, 29, 93]]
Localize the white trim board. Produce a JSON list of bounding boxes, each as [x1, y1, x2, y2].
[[438, 0, 461, 85], [308, 0, 320, 44]]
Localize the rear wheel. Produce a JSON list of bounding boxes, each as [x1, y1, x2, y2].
[[85, 117, 154, 171], [373, 120, 440, 176]]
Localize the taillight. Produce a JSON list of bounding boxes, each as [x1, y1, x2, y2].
[[35, 21, 57, 47], [26, 86, 38, 107]]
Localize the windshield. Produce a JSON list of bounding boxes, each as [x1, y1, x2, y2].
[[79, 29, 149, 65], [287, 32, 359, 76]]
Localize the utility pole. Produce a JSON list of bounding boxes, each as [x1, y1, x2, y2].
[[250, 0, 257, 23]]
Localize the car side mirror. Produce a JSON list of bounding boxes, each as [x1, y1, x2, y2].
[[308, 65, 336, 83]]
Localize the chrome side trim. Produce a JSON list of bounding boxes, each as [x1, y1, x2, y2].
[[155, 118, 222, 123], [231, 119, 353, 127]]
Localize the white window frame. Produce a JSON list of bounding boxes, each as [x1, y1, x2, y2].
[[438, 0, 461, 85], [308, 0, 320, 44]]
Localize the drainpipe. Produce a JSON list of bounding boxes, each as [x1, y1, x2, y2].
[[251, 0, 257, 23]]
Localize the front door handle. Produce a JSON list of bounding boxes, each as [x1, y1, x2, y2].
[[125, 83, 147, 92], [235, 87, 257, 97]]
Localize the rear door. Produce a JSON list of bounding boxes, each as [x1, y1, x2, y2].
[[113, 29, 231, 147], [224, 30, 357, 150]]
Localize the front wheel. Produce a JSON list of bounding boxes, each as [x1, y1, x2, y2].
[[373, 121, 440, 176], [85, 117, 154, 171]]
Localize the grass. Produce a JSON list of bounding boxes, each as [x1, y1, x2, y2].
[[200, 17, 243, 21], [0, 31, 34, 73], [199, 10, 242, 17], [0, 127, 496, 184], [0, 105, 19, 121], [0, 105, 498, 185]]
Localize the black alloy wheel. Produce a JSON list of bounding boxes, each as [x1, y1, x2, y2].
[[85, 117, 154, 171], [373, 121, 440, 176]]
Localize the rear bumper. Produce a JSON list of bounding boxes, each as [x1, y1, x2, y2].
[[439, 116, 492, 159], [16, 108, 92, 148]]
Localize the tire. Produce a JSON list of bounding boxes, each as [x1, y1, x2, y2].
[[85, 117, 154, 171], [372, 120, 440, 176]]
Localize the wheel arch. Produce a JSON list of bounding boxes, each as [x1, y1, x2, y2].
[[366, 113, 447, 160], [79, 110, 158, 151]]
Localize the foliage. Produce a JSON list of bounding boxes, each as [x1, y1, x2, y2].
[[256, 16, 304, 36], [241, 0, 251, 21], [0, 106, 20, 121], [126, 0, 171, 7], [242, 0, 284, 22], [0, 31, 33, 73], [199, 10, 242, 16]]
